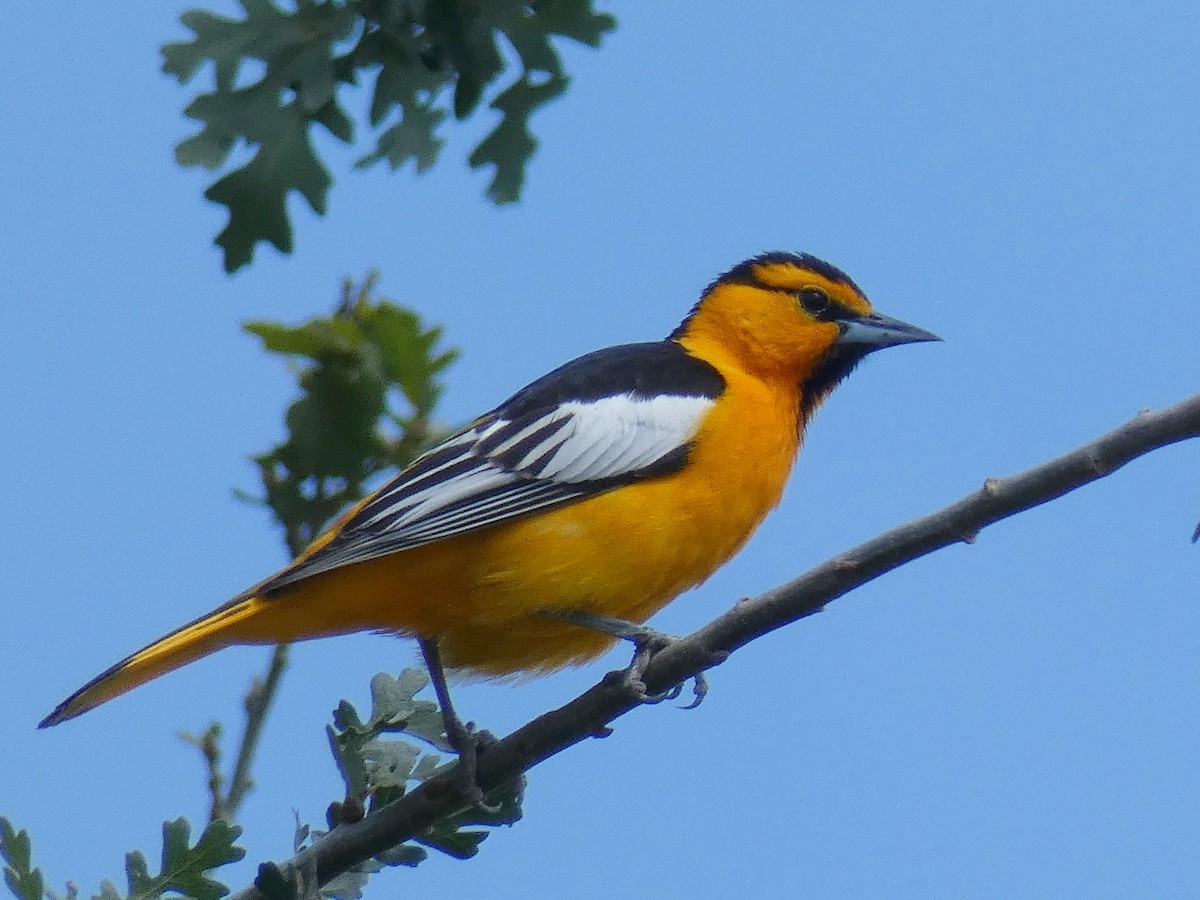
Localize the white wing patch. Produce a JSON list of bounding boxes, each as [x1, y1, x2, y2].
[[265, 392, 714, 588], [536, 395, 712, 481]]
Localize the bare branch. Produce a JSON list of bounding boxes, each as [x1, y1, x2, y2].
[[231, 392, 1200, 899], [209, 526, 309, 823], [179, 723, 225, 824], [218, 643, 291, 822]]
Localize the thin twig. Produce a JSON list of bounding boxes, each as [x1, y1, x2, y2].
[[229, 392, 1200, 898], [180, 723, 225, 824], [219, 643, 291, 822], [208, 524, 309, 823]]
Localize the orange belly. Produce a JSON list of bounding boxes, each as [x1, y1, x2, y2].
[[243, 367, 802, 677]]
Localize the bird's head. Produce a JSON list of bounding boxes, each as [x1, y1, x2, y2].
[[673, 251, 939, 421]]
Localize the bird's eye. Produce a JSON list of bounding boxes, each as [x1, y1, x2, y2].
[[797, 288, 832, 319]]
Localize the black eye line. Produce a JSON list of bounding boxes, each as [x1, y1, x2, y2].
[[795, 287, 849, 322]]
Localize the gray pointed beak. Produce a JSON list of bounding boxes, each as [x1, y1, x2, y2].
[[836, 312, 942, 349]]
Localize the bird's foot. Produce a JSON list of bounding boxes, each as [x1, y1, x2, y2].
[[540, 609, 713, 708], [445, 720, 499, 808], [619, 625, 709, 708], [419, 636, 499, 808]]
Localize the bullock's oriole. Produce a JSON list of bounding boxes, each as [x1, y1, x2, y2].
[[41, 252, 937, 742]]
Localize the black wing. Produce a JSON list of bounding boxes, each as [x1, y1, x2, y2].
[[261, 341, 725, 590]]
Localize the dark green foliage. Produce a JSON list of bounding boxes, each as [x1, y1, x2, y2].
[[239, 272, 458, 549], [413, 780, 524, 860], [102, 820, 245, 900], [4, 274, 485, 897], [0, 816, 243, 900], [469, 70, 568, 202], [1, 818, 43, 900], [163, 0, 617, 271]]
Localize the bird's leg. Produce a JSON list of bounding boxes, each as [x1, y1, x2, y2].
[[418, 637, 490, 804], [538, 609, 710, 709]]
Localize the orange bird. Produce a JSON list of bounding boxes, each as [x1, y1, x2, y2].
[[42, 252, 937, 736]]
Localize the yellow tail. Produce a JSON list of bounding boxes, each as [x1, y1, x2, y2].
[[39, 597, 266, 727]]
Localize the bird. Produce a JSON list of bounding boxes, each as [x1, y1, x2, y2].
[[41, 252, 938, 752]]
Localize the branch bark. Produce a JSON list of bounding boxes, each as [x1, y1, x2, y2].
[[231, 392, 1200, 899]]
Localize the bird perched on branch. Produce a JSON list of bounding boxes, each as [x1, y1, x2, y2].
[[42, 252, 938, 774]]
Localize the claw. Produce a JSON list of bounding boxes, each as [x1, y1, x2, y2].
[[680, 671, 708, 710], [539, 609, 715, 709]]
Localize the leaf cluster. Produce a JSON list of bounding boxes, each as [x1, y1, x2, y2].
[[325, 670, 448, 803], [253, 669, 522, 899], [1, 817, 244, 900], [239, 273, 457, 553], [1, 272, 506, 900], [325, 670, 523, 857], [162, 0, 617, 271]]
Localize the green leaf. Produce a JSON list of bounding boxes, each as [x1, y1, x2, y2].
[[175, 87, 272, 176], [412, 828, 487, 861], [529, 0, 617, 47], [317, 670, 525, 891], [362, 740, 420, 789], [361, 306, 458, 411], [469, 71, 568, 203], [318, 863, 378, 900], [327, 668, 449, 799], [280, 365, 387, 479], [0, 819, 32, 875], [327, 723, 369, 799], [373, 845, 425, 868], [413, 777, 524, 860], [204, 99, 333, 272], [365, 671, 423, 726], [356, 104, 446, 172], [168, 1, 358, 271], [312, 101, 355, 144], [174, 126, 237, 170], [1, 817, 43, 900], [393, 668, 429, 699], [409, 753, 443, 782], [169, 0, 616, 268], [243, 319, 356, 362], [162, 9, 251, 89], [116, 819, 243, 900], [363, 56, 447, 129], [420, 1, 504, 120], [496, 6, 563, 74], [123, 849, 152, 898], [241, 274, 459, 615], [331, 698, 363, 732], [364, 671, 445, 747], [164, 0, 359, 99], [241, 283, 458, 542]]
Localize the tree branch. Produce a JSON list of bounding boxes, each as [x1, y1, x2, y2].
[[207, 526, 309, 823], [216, 643, 291, 823], [231, 392, 1200, 899]]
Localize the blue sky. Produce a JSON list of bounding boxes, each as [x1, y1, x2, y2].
[[3, 1, 1199, 896]]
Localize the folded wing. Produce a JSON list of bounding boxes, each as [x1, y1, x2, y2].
[[262, 394, 720, 594]]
